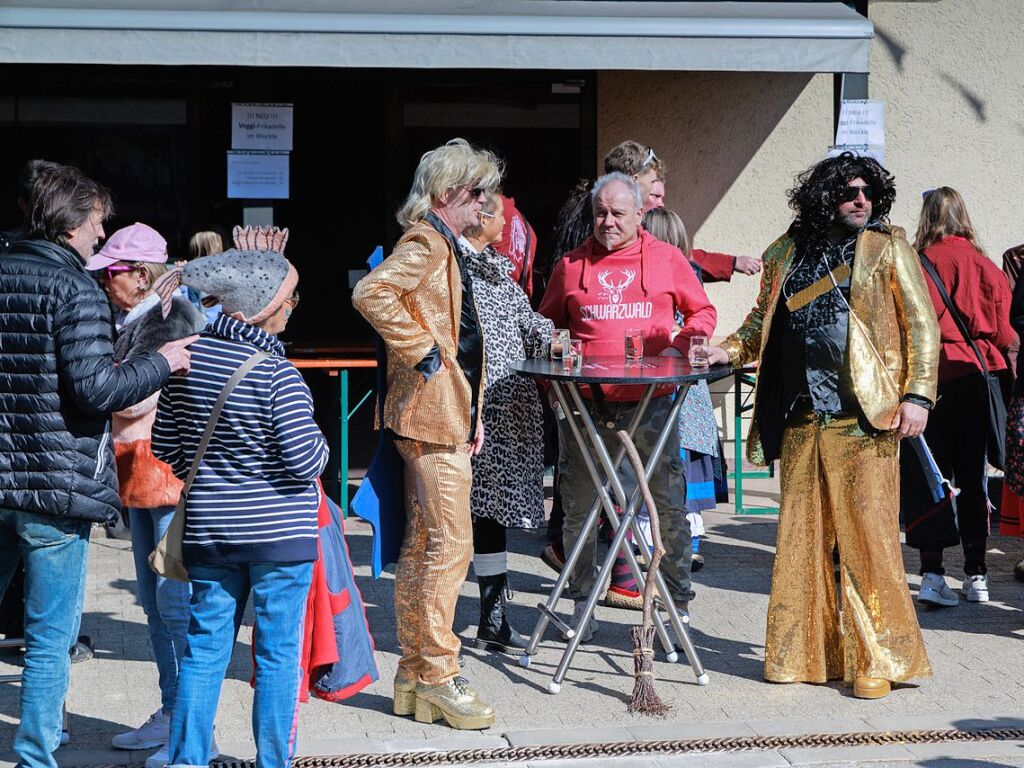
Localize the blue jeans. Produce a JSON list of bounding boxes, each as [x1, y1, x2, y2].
[[169, 561, 313, 768], [0, 508, 91, 768], [128, 506, 191, 713]]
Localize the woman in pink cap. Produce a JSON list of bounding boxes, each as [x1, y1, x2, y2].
[[84, 223, 208, 758]]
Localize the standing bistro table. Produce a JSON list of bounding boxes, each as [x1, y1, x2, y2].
[[512, 356, 733, 693]]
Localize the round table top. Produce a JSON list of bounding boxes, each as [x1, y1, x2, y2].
[[512, 356, 734, 385]]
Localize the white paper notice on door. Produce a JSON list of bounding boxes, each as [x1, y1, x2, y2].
[[231, 103, 293, 151], [227, 151, 289, 200], [835, 100, 885, 147]]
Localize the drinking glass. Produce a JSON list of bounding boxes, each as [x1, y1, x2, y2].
[[625, 328, 644, 362], [688, 335, 710, 369], [550, 328, 570, 360], [563, 338, 583, 373]]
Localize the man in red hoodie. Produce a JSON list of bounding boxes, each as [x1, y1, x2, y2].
[[538, 172, 716, 638]]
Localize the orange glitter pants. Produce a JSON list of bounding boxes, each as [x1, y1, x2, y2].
[[764, 408, 932, 685], [394, 439, 473, 685]]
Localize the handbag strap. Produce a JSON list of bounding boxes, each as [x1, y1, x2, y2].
[[918, 251, 993, 377], [180, 349, 270, 497]]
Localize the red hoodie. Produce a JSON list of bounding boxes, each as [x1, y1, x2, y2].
[[539, 229, 716, 400]]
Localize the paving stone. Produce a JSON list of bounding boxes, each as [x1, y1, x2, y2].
[[779, 743, 918, 764], [4, 509, 1023, 767]]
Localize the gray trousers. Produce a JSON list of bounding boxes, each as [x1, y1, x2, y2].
[[557, 394, 694, 604]]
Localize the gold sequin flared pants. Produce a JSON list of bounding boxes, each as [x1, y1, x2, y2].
[[394, 440, 473, 685], [764, 409, 932, 685]]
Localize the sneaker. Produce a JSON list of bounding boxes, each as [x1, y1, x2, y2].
[[561, 602, 598, 643], [918, 572, 958, 607], [691, 553, 705, 572], [144, 735, 219, 768], [962, 573, 990, 603], [112, 709, 170, 750]]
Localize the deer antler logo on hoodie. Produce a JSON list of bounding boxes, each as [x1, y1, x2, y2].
[[597, 269, 636, 304]]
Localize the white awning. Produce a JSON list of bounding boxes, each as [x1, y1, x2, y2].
[[0, 1, 872, 73]]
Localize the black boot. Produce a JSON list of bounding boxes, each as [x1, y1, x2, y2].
[[474, 573, 528, 653]]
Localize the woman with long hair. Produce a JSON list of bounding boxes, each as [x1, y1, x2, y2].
[[912, 187, 1013, 607]]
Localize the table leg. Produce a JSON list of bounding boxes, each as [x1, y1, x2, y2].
[[519, 382, 656, 675], [568, 383, 708, 686]]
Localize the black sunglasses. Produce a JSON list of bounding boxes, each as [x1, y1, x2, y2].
[[839, 184, 875, 203]]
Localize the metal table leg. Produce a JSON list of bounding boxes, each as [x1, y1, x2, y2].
[[519, 382, 658, 676], [568, 383, 707, 686], [522, 381, 708, 692]]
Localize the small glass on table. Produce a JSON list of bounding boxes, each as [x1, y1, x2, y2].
[[562, 338, 583, 373], [688, 334, 710, 370], [625, 327, 645, 362], [550, 328, 571, 361]]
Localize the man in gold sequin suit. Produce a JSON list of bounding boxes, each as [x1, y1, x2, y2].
[[708, 154, 939, 699], [353, 139, 500, 729]]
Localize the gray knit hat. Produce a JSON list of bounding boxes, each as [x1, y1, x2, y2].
[[154, 248, 298, 324]]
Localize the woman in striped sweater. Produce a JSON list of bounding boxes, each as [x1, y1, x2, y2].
[[152, 247, 329, 768]]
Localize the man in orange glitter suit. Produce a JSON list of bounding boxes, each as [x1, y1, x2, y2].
[[353, 139, 500, 730], [707, 153, 939, 699]]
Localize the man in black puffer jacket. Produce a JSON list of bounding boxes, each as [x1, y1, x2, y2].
[[0, 165, 196, 768]]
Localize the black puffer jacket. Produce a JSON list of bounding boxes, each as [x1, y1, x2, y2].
[[0, 239, 171, 524]]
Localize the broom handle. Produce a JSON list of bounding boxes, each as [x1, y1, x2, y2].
[[617, 430, 665, 628]]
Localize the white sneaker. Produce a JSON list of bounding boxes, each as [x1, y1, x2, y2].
[[918, 573, 958, 607], [144, 735, 219, 768], [962, 573, 990, 602], [112, 709, 170, 750], [561, 602, 599, 643]]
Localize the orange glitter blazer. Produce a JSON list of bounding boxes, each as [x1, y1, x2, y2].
[[352, 220, 484, 447]]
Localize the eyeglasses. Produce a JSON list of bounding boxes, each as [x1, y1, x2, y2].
[[644, 147, 659, 167], [839, 184, 875, 203], [99, 264, 135, 281], [283, 292, 299, 318], [466, 186, 486, 199], [479, 210, 498, 220]]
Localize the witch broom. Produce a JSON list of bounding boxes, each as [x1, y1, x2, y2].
[[617, 430, 672, 716]]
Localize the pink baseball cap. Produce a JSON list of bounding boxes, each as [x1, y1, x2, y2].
[[85, 222, 168, 271]]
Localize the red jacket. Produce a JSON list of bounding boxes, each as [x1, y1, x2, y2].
[[538, 229, 716, 400], [496, 195, 537, 298], [692, 249, 735, 283], [921, 235, 1013, 383]]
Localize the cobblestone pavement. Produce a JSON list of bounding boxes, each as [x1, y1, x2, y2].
[[2, 487, 1023, 767]]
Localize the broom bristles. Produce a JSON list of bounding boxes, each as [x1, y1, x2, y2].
[[628, 625, 671, 716]]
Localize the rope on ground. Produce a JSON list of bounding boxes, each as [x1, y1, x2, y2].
[[64, 726, 1024, 768]]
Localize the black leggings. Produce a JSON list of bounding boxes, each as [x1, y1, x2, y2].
[[920, 372, 991, 575], [473, 516, 507, 555]]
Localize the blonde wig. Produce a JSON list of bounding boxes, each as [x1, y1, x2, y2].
[[396, 138, 503, 230]]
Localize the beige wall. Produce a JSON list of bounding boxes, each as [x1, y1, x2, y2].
[[598, 0, 1024, 337], [597, 70, 834, 338], [869, 0, 1024, 259]]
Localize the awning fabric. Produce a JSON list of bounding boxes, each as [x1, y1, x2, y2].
[[0, 1, 872, 73]]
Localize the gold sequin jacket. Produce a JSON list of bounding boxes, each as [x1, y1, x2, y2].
[[721, 225, 939, 466], [352, 220, 484, 446]]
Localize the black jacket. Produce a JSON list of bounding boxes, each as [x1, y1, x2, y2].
[[0, 239, 171, 524]]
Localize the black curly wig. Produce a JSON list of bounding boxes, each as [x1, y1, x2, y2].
[[786, 152, 896, 251]]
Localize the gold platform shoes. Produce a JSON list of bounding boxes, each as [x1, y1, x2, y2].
[[393, 669, 417, 716], [414, 677, 495, 730], [853, 676, 891, 699]]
